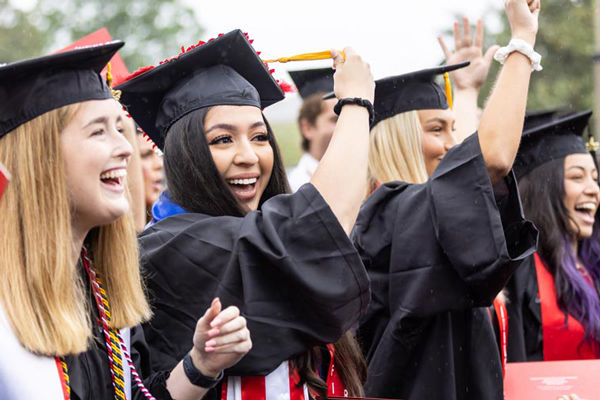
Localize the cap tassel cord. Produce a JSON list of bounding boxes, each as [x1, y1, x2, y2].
[[106, 63, 122, 102], [587, 136, 600, 152], [262, 50, 345, 64], [443, 72, 453, 110]]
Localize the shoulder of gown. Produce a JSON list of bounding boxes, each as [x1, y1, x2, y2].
[[139, 183, 370, 375]]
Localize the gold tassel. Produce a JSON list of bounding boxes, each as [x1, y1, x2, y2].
[[587, 136, 600, 152], [262, 50, 345, 64], [444, 72, 453, 110], [105, 62, 122, 102]]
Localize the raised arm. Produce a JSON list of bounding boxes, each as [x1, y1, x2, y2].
[[478, 0, 540, 185], [310, 48, 375, 234], [438, 17, 499, 143]]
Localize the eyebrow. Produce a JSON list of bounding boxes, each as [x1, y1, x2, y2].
[[82, 116, 108, 129], [205, 121, 266, 135], [424, 118, 450, 125], [566, 166, 597, 173]]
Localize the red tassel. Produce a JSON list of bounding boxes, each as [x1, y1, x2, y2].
[[126, 114, 131, 118], [218, 33, 224, 37], [122, 106, 127, 111], [249, 39, 254, 44], [269, 69, 275, 74], [181, 45, 185, 53], [257, 51, 261, 55]]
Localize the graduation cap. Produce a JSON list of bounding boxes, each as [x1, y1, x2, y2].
[[288, 67, 334, 99], [0, 41, 123, 139], [323, 62, 469, 128], [523, 108, 564, 131], [55, 27, 130, 86], [514, 110, 593, 179], [116, 29, 285, 150]]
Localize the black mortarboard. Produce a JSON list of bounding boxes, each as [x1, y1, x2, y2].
[[370, 62, 469, 127], [514, 110, 592, 179], [324, 62, 469, 128], [523, 108, 565, 131], [288, 67, 334, 99], [117, 29, 284, 150], [0, 41, 123, 139]]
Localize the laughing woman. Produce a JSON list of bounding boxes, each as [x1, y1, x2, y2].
[[117, 30, 373, 399], [505, 111, 600, 361], [0, 42, 251, 400]]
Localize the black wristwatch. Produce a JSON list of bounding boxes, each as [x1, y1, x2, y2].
[[333, 97, 375, 125], [182, 352, 224, 388]]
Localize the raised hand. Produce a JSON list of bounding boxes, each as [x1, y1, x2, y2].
[[438, 17, 500, 91], [331, 47, 375, 102], [189, 298, 252, 378], [505, 0, 541, 46]]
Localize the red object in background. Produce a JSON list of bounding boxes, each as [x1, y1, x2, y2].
[[54, 27, 130, 85], [504, 359, 600, 399], [0, 161, 10, 200]]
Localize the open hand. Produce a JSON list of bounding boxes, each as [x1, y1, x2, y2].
[[189, 298, 252, 378], [438, 17, 499, 91]]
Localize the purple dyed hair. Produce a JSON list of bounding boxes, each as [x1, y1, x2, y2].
[[519, 157, 600, 355]]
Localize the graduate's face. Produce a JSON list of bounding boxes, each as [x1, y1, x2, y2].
[[61, 99, 132, 233], [204, 105, 274, 211], [136, 133, 164, 209], [563, 153, 600, 240], [418, 108, 456, 176], [302, 98, 338, 160]]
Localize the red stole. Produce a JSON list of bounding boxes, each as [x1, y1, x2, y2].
[[534, 252, 598, 360]]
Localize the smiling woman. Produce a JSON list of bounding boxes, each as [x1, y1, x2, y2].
[[0, 42, 252, 400], [118, 29, 374, 399], [505, 110, 600, 362]]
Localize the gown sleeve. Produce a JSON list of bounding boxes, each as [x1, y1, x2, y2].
[[353, 132, 538, 320], [139, 183, 370, 376]]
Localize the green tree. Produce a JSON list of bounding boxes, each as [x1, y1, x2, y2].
[[0, 0, 204, 70], [481, 0, 594, 113]]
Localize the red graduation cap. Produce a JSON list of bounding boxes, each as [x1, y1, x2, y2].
[[54, 27, 130, 86]]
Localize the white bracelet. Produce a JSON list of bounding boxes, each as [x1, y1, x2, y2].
[[493, 38, 542, 72]]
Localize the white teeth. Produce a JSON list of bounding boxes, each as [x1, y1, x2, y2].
[[575, 202, 597, 212], [228, 178, 257, 185], [100, 169, 127, 180]]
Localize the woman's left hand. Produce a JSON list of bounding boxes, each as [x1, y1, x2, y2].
[[438, 17, 499, 91], [189, 298, 252, 378]]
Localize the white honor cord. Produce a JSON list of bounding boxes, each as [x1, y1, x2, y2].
[[493, 38, 543, 72]]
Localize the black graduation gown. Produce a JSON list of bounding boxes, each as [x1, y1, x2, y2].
[[352, 133, 538, 400], [502, 255, 544, 362], [66, 268, 173, 400], [65, 325, 172, 400], [138, 184, 370, 396]]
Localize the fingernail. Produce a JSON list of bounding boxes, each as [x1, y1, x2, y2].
[[205, 347, 214, 352], [205, 340, 216, 347], [208, 328, 220, 337], [210, 318, 221, 327]]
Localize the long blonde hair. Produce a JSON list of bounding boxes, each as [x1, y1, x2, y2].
[[0, 104, 151, 357], [368, 110, 428, 191]]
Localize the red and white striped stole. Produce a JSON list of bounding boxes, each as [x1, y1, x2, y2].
[[221, 345, 348, 400]]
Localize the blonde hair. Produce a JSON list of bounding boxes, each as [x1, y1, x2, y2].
[[368, 110, 428, 190], [0, 104, 151, 357]]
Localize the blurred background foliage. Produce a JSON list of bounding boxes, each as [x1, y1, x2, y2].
[[0, 0, 203, 68], [480, 0, 594, 114]]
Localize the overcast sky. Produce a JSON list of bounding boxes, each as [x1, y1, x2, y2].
[[187, 0, 505, 121]]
